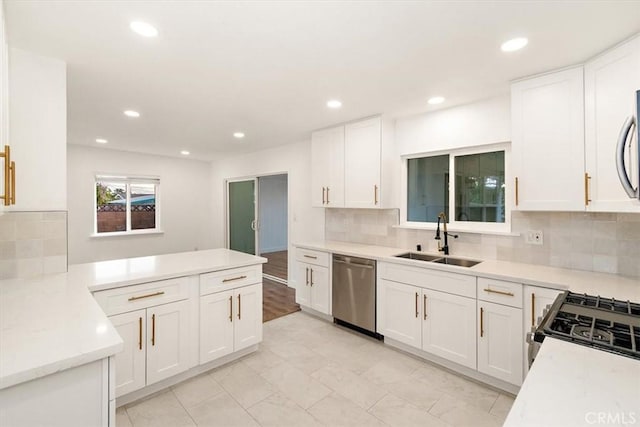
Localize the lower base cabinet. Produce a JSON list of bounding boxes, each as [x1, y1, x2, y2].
[[200, 283, 262, 364], [109, 299, 191, 397], [295, 253, 330, 315]]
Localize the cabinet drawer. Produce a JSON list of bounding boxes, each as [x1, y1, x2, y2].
[[200, 265, 262, 296], [296, 248, 329, 267], [94, 277, 190, 316], [477, 277, 523, 308], [380, 262, 476, 298]]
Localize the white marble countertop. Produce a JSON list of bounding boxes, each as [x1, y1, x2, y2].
[[504, 338, 640, 427], [295, 241, 640, 301], [0, 249, 266, 390]]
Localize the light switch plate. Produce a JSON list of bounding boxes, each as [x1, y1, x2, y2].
[[525, 230, 544, 245]]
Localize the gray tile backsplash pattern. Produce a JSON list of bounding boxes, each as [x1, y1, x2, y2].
[[325, 209, 640, 278], [0, 211, 67, 279]]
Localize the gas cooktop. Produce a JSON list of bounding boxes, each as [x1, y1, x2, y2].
[[534, 291, 640, 360]]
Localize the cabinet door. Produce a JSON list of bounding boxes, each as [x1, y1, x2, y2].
[[295, 261, 312, 308], [585, 36, 640, 212], [311, 126, 345, 207], [522, 285, 562, 376], [478, 302, 523, 386], [422, 290, 477, 370], [109, 310, 146, 397], [146, 300, 190, 385], [309, 265, 330, 314], [511, 67, 585, 211], [377, 279, 421, 349], [344, 117, 382, 208], [234, 284, 263, 351], [200, 290, 234, 364]]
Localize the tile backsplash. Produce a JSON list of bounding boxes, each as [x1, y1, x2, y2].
[[325, 209, 640, 278], [0, 211, 67, 279]]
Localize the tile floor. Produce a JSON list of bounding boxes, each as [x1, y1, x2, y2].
[[116, 311, 514, 427]]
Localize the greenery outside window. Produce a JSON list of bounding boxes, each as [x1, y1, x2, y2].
[[402, 143, 510, 233], [95, 175, 160, 235]]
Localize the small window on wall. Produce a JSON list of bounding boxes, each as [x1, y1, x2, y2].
[[95, 176, 160, 235], [404, 144, 509, 232]]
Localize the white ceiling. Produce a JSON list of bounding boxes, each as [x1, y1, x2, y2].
[[5, 1, 640, 161]]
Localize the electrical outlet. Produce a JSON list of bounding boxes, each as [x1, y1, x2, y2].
[[525, 230, 544, 245]]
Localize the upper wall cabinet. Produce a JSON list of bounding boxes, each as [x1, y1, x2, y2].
[[511, 66, 586, 211], [584, 35, 640, 212], [9, 48, 67, 211], [311, 126, 345, 207], [311, 116, 397, 209]]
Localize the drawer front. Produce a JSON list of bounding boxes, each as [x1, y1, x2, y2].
[[200, 265, 262, 296], [94, 276, 190, 316], [380, 262, 476, 298], [296, 248, 329, 267], [477, 277, 523, 308]]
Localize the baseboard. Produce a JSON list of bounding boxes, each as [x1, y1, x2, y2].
[[300, 306, 334, 323], [263, 274, 287, 286]]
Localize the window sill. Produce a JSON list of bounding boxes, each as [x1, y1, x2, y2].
[[90, 229, 165, 238], [393, 223, 520, 237]]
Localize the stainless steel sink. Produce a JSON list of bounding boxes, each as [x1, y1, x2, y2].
[[432, 257, 482, 268], [394, 252, 442, 262]]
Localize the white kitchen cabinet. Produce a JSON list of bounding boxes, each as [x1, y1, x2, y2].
[[344, 117, 382, 208], [109, 310, 146, 397], [422, 288, 477, 370], [377, 278, 422, 348], [511, 66, 585, 211], [585, 35, 640, 212], [294, 248, 331, 315], [477, 301, 523, 386], [522, 285, 562, 376], [200, 283, 263, 365], [311, 126, 344, 207]]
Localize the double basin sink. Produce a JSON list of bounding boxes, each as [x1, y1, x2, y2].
[[394, 252, 482, 268]]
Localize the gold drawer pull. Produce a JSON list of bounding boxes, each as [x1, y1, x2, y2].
[[584, 173, 592, 206], [303, 255, 318, 259], [483, 288, 515, 297], [138, 317, 142, 350], [128, 291, 165, 301], [480, 307, 484, 337], [223, 275, 247, 283], [515, 177, 519, 206], [229, 295, 233, 322]]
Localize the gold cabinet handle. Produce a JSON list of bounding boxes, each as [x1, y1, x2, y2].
[[423, 295, 427, 320], [480, 307, 484, 337], [515, 177, 519, 206], [310, 268, 314, 286], [138, 317, 142, 350], [483, 288, 515, 297], [9, 161, 14, 205], [531, 293, 536, 327], [374, 185, 379, 205], [151, 313, 156, 346], [128, 291, 165, 301], [223, 275, 247, 283], [237, 293, 242, 320], [584, 173, 592, 206], [415, 292, 419, 318], [303, 254, 317, 259], [0, 145, 10, 206], [229, 295, 233, 322], [326, 187, 330, 204]]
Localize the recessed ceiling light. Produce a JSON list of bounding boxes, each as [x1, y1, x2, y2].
[[130, 21, 158, 38], [180, 150, 190, 156], [327, 100, 342, 109], [124, 110, 140, 118], [427, 96, 445, 105], [501, 37, 528, 52], [233, 132, 245, 139], [95, 138, 108, 144]]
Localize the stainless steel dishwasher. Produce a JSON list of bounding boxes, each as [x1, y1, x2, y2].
[[332, 254, 377, 336]]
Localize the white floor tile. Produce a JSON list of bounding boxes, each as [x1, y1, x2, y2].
[[311, 362, 388, 410], [246, 392, 324, 427], [171, 372, 224, 409], [429, 393, 503, 427], [369, 393, 448, 427], [307, 392, 387, 427], [260, 363, 332, 409], [125, 391, 195, 427], [115, 407, 132, 427], [187, 392, 259, 427]]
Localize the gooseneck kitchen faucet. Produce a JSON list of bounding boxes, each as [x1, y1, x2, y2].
[[435, 212, 458, 255]]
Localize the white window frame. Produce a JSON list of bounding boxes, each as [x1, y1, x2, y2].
[[92, 174, 162, 237], [400, 142, 513, 234]]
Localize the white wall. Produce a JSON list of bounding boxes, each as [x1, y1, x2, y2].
[[67, 145, 214, 264], [258, 174, 288, 253], [395, 95, 511, 156], [9, 48, 66, 211], [211, 140, 324, 284]]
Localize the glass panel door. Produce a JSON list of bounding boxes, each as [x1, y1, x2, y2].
[[228, 179, 257, 255]]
